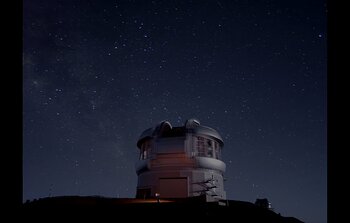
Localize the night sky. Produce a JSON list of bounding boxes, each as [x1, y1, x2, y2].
[[23, 0, 327, 222]]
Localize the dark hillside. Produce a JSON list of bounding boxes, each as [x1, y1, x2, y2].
[[22, 196, 304, 222]]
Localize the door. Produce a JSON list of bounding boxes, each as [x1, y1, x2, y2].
[[136, 188, 151, 199]]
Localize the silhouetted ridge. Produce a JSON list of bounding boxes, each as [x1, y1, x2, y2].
[[23, 196, 304, 222]]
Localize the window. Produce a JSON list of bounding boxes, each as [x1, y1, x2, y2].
[[143, 148, 147, 159], [194, 136, 221, 159], [139, 148, 143, 160], [214, 141, 221, 159], [197, 136, 206, 156], [139, 141, 151, 160], [207, 140, 214, 158]]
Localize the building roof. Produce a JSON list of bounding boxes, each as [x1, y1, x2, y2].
[[137, 118, 224, 148]]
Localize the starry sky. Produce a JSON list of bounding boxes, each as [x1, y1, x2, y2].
[[23, 0, 327, 222]]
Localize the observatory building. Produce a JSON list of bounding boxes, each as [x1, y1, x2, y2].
[[135, 118, 226, 202]]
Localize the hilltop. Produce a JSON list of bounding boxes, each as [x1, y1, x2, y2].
[[22, 196, 304, 222]]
